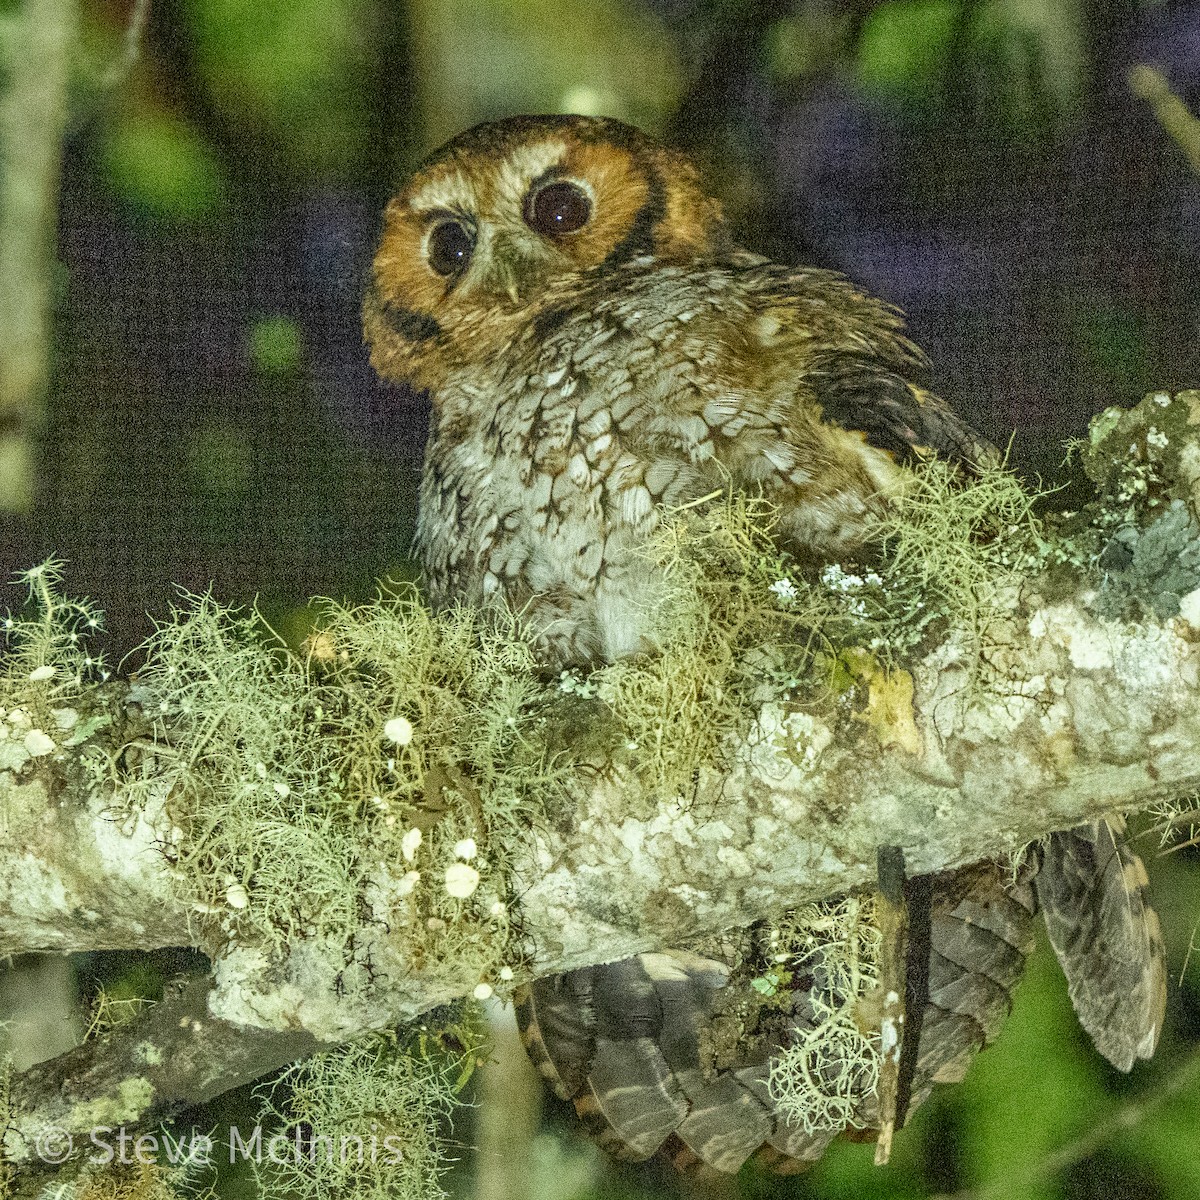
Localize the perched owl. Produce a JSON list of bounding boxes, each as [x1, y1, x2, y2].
[[364, 114, 1166, 1174]]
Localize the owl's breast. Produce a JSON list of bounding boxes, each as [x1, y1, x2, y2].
[[417, 366, 722, 667]]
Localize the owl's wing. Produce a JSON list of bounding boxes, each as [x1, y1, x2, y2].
[[805, 350, 1001, 472], [516, 864, 1036, 1176], [1034, 818, 1167, 1071]]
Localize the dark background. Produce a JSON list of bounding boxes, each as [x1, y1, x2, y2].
[[3, 1, 1200, 1197]]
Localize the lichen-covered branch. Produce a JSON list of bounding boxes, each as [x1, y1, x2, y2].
[[4, 391, 1200, 1171], [6, 978, 325, 1191]]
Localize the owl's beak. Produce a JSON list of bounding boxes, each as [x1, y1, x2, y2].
[[483, 231, 526, 305], [489, 257, 522, 305]]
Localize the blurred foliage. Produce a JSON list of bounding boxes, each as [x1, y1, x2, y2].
[[979, 0, 1085, 116], [764, 8, 853, 86], [101, 106, 226, 219], [408, 0, 683, 144], [247, 315, 303, 375], [855, 0, 1083, 135], [856, 0, 960, 99], [181, 0, 373, 180]]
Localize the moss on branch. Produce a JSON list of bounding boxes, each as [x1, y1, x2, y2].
[[5, 391, 1200, 1194]]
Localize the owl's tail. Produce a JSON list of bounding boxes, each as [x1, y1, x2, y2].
[[515, 861, 1039, 1176], [515, 823, 1165, 1176]]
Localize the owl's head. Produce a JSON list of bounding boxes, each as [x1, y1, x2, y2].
[[364, 114, 731, 390]]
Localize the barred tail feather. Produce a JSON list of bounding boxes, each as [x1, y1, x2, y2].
[[1035, 819, 1167, 1071]]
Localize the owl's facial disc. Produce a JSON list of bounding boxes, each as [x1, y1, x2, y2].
[[375, 144, 592, 316], [408, 144, 610, 304], [365, 115, 732, 387]]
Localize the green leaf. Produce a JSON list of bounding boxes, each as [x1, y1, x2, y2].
[[102, 109, 225, 221], [249, 316, 304, 376], [856, 0, 959, 96]]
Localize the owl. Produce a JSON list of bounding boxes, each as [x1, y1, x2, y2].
[[364, 114, 1166, 1175]]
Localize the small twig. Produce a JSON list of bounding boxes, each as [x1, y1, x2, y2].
[[930, 1045, 1200, 1200], [873, 845, 908, 1165], [1128, 64, 1200, 176], [95, 0, 152, 89], [1161, 831, 1200, 854], [1180, 912, 1199, 983]]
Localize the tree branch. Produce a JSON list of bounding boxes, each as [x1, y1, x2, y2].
[[4, 389, 1200, 1170], [6, 977, 326, 1192]]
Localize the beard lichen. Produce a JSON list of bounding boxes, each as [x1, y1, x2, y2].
[[3, 459, 1042, 956], [0, 561, 112, 776], [253, 1026, 478, 1200], [121, 587, 558, 1000], [72, 1161, 198, 1200], [1148, 788, 1200, 856], [589, 492, 816, 798], [693, 896, 882, 1136], [577, 460, 1041, 801], [766, 898, 882, 1134], [869, 459, 1041, 644]]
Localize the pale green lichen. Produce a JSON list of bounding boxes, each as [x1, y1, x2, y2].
[[254, 1026, 480, 1200], [1076, 391, 1197, 514], [584, 460, 1042, 798], [73, 1160, 200, 1200], [0, 561, 110, 771], [764, 896, 882, 1133], [585, 458, 1036, 796], [1148, 788, 1200, 852], [5, 461, 1043, 963], [0, 561, 107, 698], [870, 459, 1041, 639], [590, 492, 810, 797], [84, 991, 157, 1042], [62, 1077, 156, 1137], [120, 588, 551, 994]]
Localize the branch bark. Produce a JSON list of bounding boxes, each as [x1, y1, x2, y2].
[[6, 978, 326, 1192], [4, 389, 1200, 1173]]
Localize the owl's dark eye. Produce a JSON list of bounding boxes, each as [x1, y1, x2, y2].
[[526, 181, 591, 236], [427, 221, 474, 276]]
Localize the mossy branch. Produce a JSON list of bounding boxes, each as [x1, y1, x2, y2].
[[4, 391, 1200, 1176], [6, 978, 326, 1196]]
